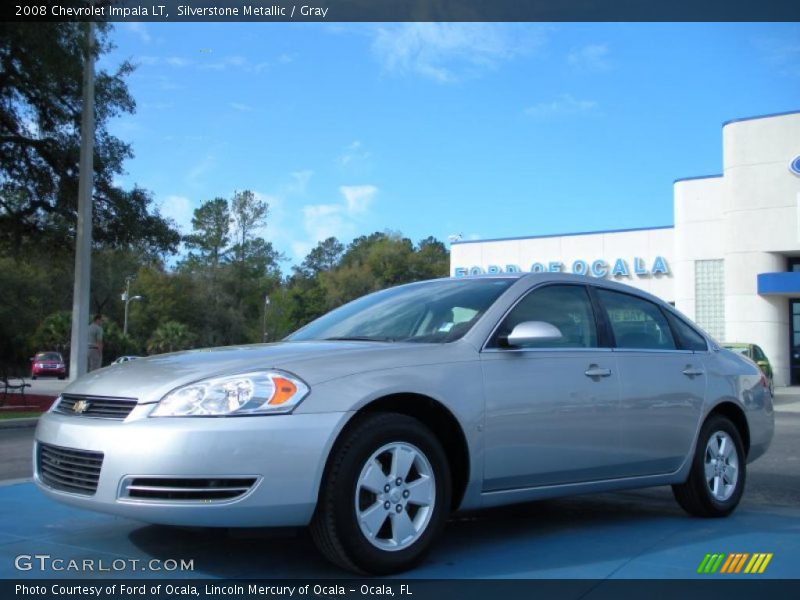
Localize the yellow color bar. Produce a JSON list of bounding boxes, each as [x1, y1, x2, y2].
[[757, 553, 773, 574], [744, 552, 763, 573], [750, 554, 767, 573]]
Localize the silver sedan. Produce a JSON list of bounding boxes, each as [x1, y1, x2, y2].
[[34, 274, 774, 574]]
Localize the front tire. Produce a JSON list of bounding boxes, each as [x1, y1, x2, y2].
[[672, 414, 746, 517], [310, 412, 451, 574]]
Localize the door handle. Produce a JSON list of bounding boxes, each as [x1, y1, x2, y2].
[[585, 365, 612, 378], [682, 367, 705, 377]]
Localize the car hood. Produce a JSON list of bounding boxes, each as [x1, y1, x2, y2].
[[62, 340, 469, 404]]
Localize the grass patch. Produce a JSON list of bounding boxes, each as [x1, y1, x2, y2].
[[0, 411, 41, 420]]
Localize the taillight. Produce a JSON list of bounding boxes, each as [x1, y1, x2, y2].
[[760, 372, 769, 389]]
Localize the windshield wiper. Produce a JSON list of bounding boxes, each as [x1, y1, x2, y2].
[[322, 336, 394, 342]]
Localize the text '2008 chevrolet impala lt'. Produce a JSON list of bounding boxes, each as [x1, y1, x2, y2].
[[34, 273, 774, 574]]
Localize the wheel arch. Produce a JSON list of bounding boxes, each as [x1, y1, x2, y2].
[[706, 401, 751, 458], [326, 393, 471, 511]]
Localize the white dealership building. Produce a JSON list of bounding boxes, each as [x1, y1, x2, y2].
[[451, 111, 800, 386]]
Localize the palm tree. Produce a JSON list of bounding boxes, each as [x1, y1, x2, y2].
[[34, 311, 72, 353], [147, 321, 195, 354]]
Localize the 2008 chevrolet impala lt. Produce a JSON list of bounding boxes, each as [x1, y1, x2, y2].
[[35, 274, 774, 573]]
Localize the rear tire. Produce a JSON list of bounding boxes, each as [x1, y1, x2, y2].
[[310, 412, 451, 574], [672, 414, 746, 517]]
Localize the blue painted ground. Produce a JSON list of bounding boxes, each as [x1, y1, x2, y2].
[[0, 482, 797, 579]]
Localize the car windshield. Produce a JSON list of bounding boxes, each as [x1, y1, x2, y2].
[[287, 278, 515, 343], [36, 353, 61, 361]]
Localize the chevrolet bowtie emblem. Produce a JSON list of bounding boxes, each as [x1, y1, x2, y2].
[[73, 400, 90, 414]]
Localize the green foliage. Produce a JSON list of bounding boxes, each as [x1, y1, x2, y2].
[[183, 197, 230, 268], [32, 311, 72, 355], [147, 321, 195, 355], [102, 321, 140, 363], [282, 232, 450, 331], [0, 23, 179, 256]]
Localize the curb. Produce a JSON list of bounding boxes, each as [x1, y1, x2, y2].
[[0, 417, 39, 429]]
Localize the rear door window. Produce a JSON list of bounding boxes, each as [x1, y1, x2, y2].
[[596, 289, 676, 350], [665, 312, 708, 351]]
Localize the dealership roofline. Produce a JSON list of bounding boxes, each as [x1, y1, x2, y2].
[[673, 174, 723, 184], [722, 109, 800, 128], [450, 225, 674, 246]]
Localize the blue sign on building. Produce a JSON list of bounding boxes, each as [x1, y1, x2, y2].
[[790, 155, 800, 177]]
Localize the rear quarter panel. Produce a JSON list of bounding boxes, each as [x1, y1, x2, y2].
[[703, 349, 774, 462]]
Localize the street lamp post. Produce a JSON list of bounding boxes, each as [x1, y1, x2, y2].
[[262, 295, 271, 343], [122, 276, 142, 337]]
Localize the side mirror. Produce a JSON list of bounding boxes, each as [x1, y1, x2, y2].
[[503, 321, 563, 347]]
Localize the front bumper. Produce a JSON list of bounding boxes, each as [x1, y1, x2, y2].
[[32, 367, 65, 376], [34, 406, 351, 527]]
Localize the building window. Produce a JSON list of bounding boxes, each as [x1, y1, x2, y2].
[[695, 259, 725, 341]]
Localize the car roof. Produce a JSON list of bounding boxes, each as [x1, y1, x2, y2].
[[449, 272, 672, 305]]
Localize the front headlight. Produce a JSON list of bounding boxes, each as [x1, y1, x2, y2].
[[150, 370, 310, 417]]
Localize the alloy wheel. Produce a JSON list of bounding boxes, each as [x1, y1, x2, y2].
[[354, 442, 436, 551]]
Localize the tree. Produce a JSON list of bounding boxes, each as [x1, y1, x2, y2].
[[294, 237, 344, 278], [183, 198, 231, 269], [32, 311, 72, 355], [412, 236, 449, 279], [147, 321, 195, 354], [0, 23, 179, 255], [230, 190, 268, 268]]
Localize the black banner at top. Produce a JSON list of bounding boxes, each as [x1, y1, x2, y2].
[[3, 0, 800, 23]]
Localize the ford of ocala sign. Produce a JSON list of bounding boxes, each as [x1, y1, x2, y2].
[[453, 256, 670, 279]]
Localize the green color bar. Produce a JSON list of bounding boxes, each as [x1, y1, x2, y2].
[[710, 554, 725, 573], [697, 554, 713, 574]]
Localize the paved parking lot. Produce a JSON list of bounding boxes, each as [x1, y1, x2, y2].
[[1, 393, 799, 580]]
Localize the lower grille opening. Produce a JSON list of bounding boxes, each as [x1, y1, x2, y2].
[[37, 443, 103, 496], [123, 477, 257, 502]]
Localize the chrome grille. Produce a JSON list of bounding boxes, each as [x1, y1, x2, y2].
[[122, 477, 257, 502], [37, 443, 103, 495], [54, 394, 137, 420]]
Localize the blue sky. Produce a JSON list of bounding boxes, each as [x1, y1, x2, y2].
[[102, 22, 800, 269]]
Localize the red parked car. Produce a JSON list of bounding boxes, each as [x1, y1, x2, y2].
[[30, 352, 66, 380]]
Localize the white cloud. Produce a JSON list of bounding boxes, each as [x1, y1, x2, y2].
[[186, 155, 215, 187], [137, 55, 192, 68], [165, 56, 192, 68], [160, 195, 194, 234], [229, 102, 253, 112], [567, 44, 612, 71], [340, 185, 377, 214], [524, 94, 598, 118], [126, 23, 152, 44], [201, 55, 247, 71], [295, 185, 379, 261], [301, 203, 352, 246], [287, 170, 313, 194], [338, 140, 371, 167], [372, 23, 545, 83]]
